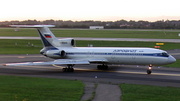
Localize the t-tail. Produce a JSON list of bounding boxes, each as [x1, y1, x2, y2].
[[10, 25, 75, 58]]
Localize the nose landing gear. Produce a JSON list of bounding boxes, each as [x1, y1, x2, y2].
[[147, 64, 152, 74]]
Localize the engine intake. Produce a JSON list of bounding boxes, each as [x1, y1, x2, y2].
[[60, 50, 66, 57]]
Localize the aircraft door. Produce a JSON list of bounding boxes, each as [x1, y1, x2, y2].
[[132, 53, 136, 63], [87, 51, 94, 57], [111, 52, 120, 63], [111, 52, 116, 59]]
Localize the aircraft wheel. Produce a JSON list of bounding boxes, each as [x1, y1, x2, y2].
[[97, 65, 108, 70], [70, 68, 74, 72], [97, 65, 101, 70], [62, 68, 74, 72], [147, 64, 152, 74], [147, 70, 152, 74], [104, 65, 108, 70], [62, 68, 67, 72]]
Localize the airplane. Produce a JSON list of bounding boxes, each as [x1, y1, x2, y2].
[[3, 25, 176, 74]]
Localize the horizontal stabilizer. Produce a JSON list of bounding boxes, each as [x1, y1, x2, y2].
[[10, 25, 55, 28]]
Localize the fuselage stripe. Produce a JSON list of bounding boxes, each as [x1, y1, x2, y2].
[[63, 52, 168, 57]]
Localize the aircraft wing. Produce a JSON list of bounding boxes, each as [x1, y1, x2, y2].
[[3, 58, 108, 66]]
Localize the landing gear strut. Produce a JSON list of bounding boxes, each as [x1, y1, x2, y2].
[[147, 64, 152, 74], [62, 64, 74, 72], [97, 64, 108, 70]]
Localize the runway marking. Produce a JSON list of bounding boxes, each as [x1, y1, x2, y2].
[[18, 56, 25, 58], [113, 71, 180, 76], [152, 73, 180, 76], [52, 64, 64, 68], [52, 64, 180, 76]]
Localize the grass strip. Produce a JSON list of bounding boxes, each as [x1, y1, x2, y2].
[[0, 75, 84, 101], [120, 84, 180, 101], [0, 28, 180, 39], [0, 39, 180, 54]]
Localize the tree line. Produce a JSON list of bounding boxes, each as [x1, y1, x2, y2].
[[1, 19, 180, 29]]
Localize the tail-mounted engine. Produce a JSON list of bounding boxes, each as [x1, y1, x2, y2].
[[40, 38, 75, 59], [58, 38, 75, 47], [41, 49, 67, 59]]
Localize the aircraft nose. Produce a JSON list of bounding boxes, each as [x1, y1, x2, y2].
[[167, 55, 176, 64]]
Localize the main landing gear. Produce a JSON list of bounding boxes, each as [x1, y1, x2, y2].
[[147, 64, 152, 74], [62, 64, 74, 72], [97, 64, 108, 70]]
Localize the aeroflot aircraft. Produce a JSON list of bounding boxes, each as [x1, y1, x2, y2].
[[4, 25, 176, 74]]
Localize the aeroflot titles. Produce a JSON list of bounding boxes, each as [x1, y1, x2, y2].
[[113, 49, 137, 53]]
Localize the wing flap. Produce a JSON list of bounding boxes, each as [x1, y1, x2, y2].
[[88, 58, 108, 63]]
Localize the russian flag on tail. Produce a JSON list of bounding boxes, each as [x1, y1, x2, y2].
[[44, 34, 52, 38]]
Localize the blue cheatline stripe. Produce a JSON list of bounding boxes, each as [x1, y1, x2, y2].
[[37, 29, 54, 47], [52, 52, 168, 57], [44, 47, 59, 51]]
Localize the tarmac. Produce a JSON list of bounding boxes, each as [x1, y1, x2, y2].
[[81, 82, 121, 101], [0, 37, 180, 43]]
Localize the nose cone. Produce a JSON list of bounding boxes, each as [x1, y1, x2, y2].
[[167, 55, 176, 64]]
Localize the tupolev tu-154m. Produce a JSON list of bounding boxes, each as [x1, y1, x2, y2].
[[3, 25, 176, 74]]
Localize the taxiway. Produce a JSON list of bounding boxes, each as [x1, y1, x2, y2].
[[0, 52, 180, 87], [0, 37, 180, 43]]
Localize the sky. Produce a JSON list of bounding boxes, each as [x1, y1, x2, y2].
[[1, 0, 180, 21]]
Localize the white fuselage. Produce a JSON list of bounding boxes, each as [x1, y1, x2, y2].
[[48, 47, 175, 65]]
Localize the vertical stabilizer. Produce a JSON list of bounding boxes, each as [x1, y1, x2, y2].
[[10, 25, 59, 47], [37, 26, 59, 47]]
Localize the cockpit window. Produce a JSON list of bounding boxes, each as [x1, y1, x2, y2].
[[161, 52, 169, 57]]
